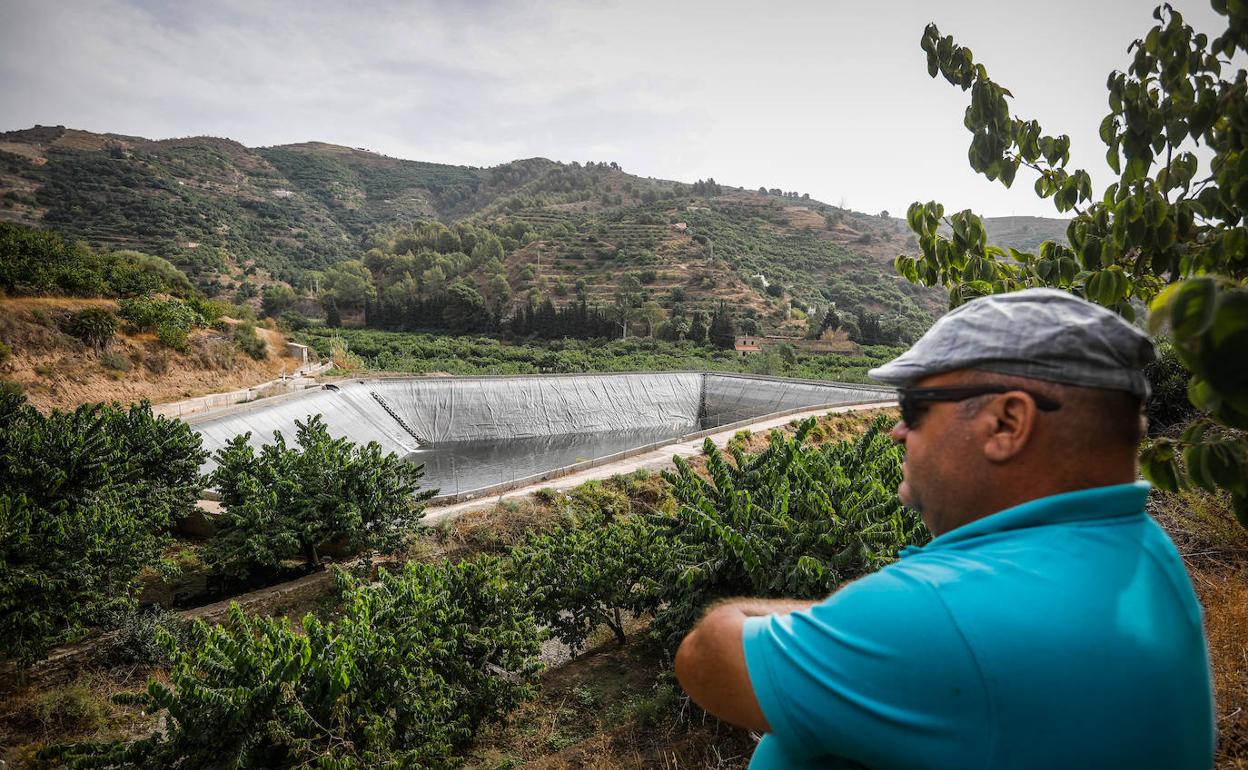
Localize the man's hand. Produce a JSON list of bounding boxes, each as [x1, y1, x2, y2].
[[673, 597, 815, 733]]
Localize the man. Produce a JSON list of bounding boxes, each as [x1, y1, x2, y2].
[[674, 289, 1214, 769]]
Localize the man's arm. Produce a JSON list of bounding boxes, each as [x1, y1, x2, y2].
[[673, 597, 816, 732]]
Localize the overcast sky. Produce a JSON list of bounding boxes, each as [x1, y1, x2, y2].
[[0, 0, 1231, 217]]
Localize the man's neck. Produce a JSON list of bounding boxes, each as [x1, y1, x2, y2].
[[944, 466, 1137, 535]]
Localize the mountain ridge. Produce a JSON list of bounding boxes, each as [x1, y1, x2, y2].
[[0, 125, 1069, 338]]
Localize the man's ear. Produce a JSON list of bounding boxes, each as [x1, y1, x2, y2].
[[979, 392, 1038, 463]]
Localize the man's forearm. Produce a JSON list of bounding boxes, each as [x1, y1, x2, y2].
[[675, 596, 817, 733]]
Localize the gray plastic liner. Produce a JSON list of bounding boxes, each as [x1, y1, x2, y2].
[[189, 372, 895, 499]]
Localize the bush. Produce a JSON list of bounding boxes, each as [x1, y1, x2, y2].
[[1144, 342, 1197, 434], [62, 307, 118, 348], [57, 560, 544, 769], [278, 310, 310, 331], [22, 682, 110, 737], [232, 322, 267, 360], [206, 415, 433, 579], [0, 394, 206, 665], [195, 339, 236, 370], [0, 340, 11, 365], [99, 349, 131, 373], [94, 606, 189, 668], [117, 297, 205, 352]]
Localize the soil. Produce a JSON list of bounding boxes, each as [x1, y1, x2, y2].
[[0, 297, 295, 412]]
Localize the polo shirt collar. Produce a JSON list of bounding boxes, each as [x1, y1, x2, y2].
[[900, 481, 1151, 556]]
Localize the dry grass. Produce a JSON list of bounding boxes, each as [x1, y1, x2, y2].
[[1152, 489, 1248, 768], [462, 635, 753, 770], [0, 670, 162, 767], [1201, 563, 1248, 768], [0, 297, 293, 412]]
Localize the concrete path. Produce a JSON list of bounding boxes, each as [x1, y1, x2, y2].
[[424, 399, 897, 523]]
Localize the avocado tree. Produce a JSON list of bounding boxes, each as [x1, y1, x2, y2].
[[52, 559, 543, 769], [206, 415, 432, 579], [895, 3, 1247, 524], [513, 505, 670, 652], [652, 417, 928, 653], [0, 394, 206, 665]]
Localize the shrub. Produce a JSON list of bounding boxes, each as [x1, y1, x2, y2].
[[62, 307, 118, 348], [23, 682, 110, 736], [195, 339, 236, 370], [99, 349, 131, 373], [94, 606, 189, 668], [232, 322, 267, 360], [117, 297, 205, 352], [533, 487, 560, 505], [183, 295, 228, 323], [205, 415, 433, 579], [1144, 342, 1197, 435], [278, 310, 310, 331], [564, 479, 630, 520], [0, 340, 10, 365], [56, 560, 543, 769]]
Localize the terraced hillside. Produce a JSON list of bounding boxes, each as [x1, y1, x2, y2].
[[0, 125, 1066, 337]]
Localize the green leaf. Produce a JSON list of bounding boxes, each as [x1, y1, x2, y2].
[[1140, 440, 1182, 491], [1169, 277, 1217, 340]]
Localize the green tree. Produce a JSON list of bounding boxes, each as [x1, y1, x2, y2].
[[206, 415, 432, 578], [323, 260, 375, 310], [442, 281, 489, 332], [0, 394, 205, 665], [897, 4, 1248, 523], [687, 310, 708, 344], [708, 300, 737, 349], [471, 234, 505, 264], [260, 284, 298, 318], [513, 489, 669, 652], [636, 300, 667, 337], [54, 559, 543, 769]]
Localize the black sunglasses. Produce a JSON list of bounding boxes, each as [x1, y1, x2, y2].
[[897, 385, 1062, 428]]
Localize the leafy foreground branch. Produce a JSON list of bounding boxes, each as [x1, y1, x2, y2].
[[899, 3, 1248, 524]]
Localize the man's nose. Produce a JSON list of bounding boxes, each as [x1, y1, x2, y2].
[[889, 420, 908, 444]]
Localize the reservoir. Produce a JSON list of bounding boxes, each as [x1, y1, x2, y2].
[[189, 372, 895, 501]]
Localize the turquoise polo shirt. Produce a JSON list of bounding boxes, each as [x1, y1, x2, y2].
[[741, 482, 1214, 769]]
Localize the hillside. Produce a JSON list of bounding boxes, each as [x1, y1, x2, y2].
[[0, 296, 292, 412], [0, 125, 1068, 338]]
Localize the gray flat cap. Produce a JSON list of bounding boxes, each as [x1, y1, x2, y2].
[[868, 288, 1156, 398]]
